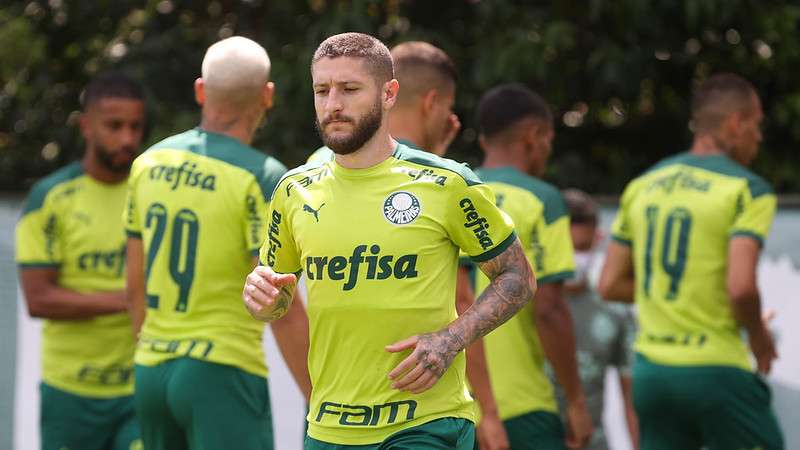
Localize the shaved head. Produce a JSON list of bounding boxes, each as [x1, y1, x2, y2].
[[391, 41, 456, 108], [691, 73, 757, 135], [201, 36, 271, 109]]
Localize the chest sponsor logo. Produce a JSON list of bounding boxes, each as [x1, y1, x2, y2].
[[460, 198, 494, 250], [383, 191, 421, 225], [316, 400, 417, 427], [77, 244, 126, 276], [148, 161, 216, 191], [306, 244, 418, 291]]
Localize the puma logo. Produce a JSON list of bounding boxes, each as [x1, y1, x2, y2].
[[303, 203, 325, 222]]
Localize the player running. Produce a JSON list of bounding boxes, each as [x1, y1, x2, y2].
[[243, 32, 536, 449], [125, 37, 310, 450], [599, 73, 784, 450], [456, 84, 593, 450], [16, 72, 145, 450]]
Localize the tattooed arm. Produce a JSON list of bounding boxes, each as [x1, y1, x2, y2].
[[243, 265, 296, 322], [387, 238, 535, 393]]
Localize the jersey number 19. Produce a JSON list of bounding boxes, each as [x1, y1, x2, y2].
[[643, 205, 692, 301]]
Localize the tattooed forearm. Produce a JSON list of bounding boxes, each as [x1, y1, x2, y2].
[[265, 283, 295, 322], [445, 238, 535, 349]]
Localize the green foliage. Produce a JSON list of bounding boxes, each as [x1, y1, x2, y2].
[[1, 0, 799, 193]]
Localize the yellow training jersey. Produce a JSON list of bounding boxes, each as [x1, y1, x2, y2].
[[472, 167, 575, 420], [124, 128, 286, 378], [260, 143, 516, 445], [16, 162, 135, 398], [611, 152, 776, 370]]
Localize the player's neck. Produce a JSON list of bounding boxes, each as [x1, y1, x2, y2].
[[388, 110, 425, 149], [481, 146, 529, 173], [334, 126, 395, 170], [81, 151, 128, 184], [200, 110, 258, 146], [690, 135, 727, 156]]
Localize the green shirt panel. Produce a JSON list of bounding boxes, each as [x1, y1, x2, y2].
[[610, 153, 776, 369], [16, 163, 135, 397], [471, 166, 575, 419], [125, 128, 285, 378], [261, 144, 515, 444]]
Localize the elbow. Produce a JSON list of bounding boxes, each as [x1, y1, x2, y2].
[[26, 299, 48, 319], [728, 280, 758, 306], [597, 276, 612, 300], [597, 273, 618, 301], [527, 273, 538, 303]]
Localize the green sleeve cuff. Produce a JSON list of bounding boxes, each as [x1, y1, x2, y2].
[[18, 262, 61, 269], [730, 230, 764, 247], [611, 234, 631, 246], [537, 270, 575, 285], [470, 231, 517, 263], [125, 229, 142, 238]]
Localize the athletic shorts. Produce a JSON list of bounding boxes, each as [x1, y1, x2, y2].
[[633, 353, 784, 450], [40, 382, 141, 450], [134, 357, 273, 450], [502, 411, 566, 450], [305, 417, 474, 449]]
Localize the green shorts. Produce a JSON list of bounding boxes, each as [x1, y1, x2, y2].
[[304, 417, 474, 450], [40, 382, 141, 450], [134, 357, 273, 450], [633, 353, 784, 450], [502, 411, 566, 450]]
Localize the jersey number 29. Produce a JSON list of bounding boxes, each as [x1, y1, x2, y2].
[[144, 202, 199, 312]]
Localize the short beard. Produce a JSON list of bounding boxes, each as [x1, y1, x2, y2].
[[316, 101, 382, 155], [94, 142, 133, 174]]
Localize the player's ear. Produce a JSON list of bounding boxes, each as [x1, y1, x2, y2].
[[78, 110, 90, 140], [420, 89, 437, 116], [194, 78, 205, 106], [383, 79, 399, 109], [262, 81, 275, 111]]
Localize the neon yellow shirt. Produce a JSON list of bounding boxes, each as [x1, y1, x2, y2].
[[16, 162, 135, 398], [611, 152, 776, 370], [472, 167, 575, 420], [260, 143, 515, 445], [124, 128, 286, 377]]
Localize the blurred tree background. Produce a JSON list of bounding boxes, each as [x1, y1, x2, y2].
[[1, 0, 799, 194]]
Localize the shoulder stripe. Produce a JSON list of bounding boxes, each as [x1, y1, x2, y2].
[[392, 144, 482, 186], [22, 162, 83, 215]]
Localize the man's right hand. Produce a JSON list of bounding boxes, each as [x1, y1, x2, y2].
[[477, 411, 510, 450], [749, 310, 778, 374], [242, 266, 296, 322], [565, 398, 593, 449]]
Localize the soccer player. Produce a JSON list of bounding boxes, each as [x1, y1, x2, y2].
[[307, 40, 508, 450], [456, 84, 593, 450], [557, 188, 638, 450], [243, 32, 536, 449], [15, 72, 145, 450], [125, 37, 310, 450], [599, 73, 784, 450]]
